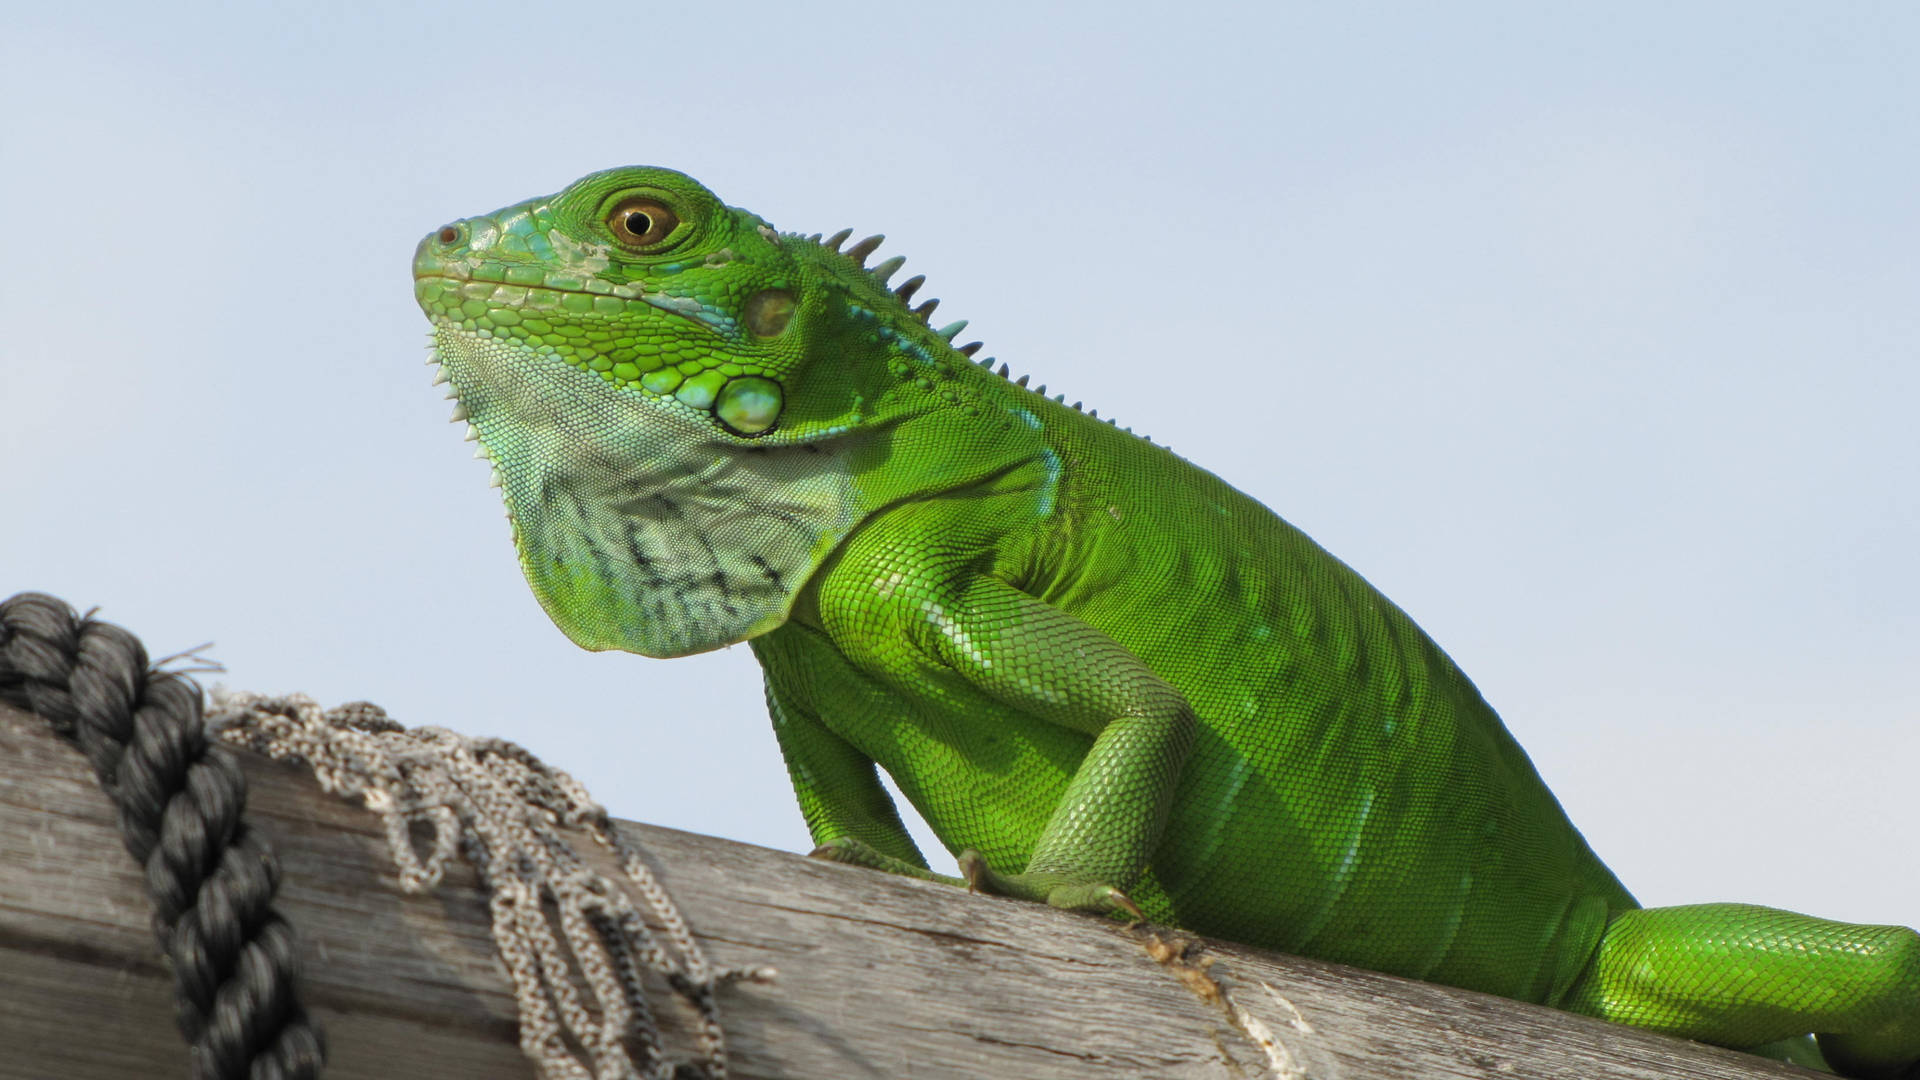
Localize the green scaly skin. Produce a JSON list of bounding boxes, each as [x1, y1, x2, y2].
[[414, 166, 1920, 1076]]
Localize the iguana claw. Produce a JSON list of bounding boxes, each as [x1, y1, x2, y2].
[[807, 837, 866, 862], [809, 837, 960, 885], [958, 849, 989, 895]]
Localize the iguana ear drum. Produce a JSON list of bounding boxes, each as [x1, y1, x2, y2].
[[715, 376, 782, 436], [745, 289, 795, 337]]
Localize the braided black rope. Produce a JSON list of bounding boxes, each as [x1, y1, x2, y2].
[[0, 591, 326, 1080]]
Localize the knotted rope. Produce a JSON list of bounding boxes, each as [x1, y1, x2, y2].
[[0, 591, 326, 1080]]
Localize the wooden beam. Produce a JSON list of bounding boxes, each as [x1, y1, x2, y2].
[[0, 700, 1811, 1079]]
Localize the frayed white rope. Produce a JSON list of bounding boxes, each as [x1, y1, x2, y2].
[[207, 690, 771, 1080]]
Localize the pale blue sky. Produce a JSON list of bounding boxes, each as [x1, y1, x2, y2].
[[3, 3, 1914, 926]]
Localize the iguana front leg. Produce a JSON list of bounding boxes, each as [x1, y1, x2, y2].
[[805, 510, 1199, 917], [761, 676, 937, 872]]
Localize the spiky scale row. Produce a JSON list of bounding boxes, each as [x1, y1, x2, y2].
[[871, 255, 907, 284], [804, 219, 1145, 439]]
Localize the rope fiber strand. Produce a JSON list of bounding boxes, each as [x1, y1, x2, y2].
[[208, 690, 769, 1080], [0, 591, 327, 1080]]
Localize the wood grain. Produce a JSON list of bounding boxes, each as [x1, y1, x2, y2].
[[0, 701, 1815, 1079]]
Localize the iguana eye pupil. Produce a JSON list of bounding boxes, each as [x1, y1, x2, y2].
[[607, 198, 680, 248]]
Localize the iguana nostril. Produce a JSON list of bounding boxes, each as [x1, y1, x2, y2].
[[438, 225, 462, 245]]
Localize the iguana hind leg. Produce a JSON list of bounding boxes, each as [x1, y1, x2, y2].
[[1564, 903, 1920, 1078]]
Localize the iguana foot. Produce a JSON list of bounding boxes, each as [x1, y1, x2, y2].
[[808, 837, 963, 885], [956, 849, 1144, 919]]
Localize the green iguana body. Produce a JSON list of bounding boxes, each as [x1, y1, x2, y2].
[[415, 166, 1919, 1075]]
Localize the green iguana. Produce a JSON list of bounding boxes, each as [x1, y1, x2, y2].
[[414, 166, 1919, 1076]]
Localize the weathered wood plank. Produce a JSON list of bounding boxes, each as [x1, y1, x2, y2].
[[0, 700, 1814, 1079]]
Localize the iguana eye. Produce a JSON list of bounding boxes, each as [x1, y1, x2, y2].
[[607, 198, 679, 248]]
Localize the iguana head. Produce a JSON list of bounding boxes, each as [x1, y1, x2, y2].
[[414, 166, 1024, 657]]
